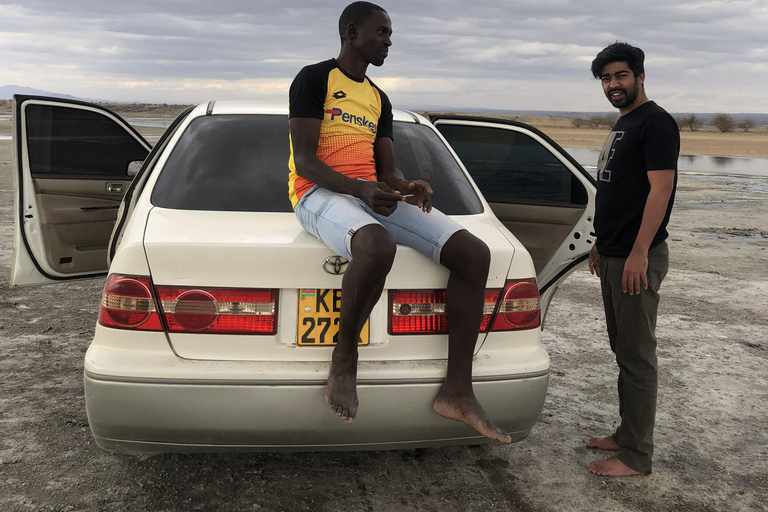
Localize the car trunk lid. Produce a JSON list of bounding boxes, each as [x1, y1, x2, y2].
[[142, 207, 517, 361]]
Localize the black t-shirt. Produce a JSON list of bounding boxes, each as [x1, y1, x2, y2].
[[594, 101, 680, 258]]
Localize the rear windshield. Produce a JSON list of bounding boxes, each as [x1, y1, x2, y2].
[[151, 115, 482, 214]]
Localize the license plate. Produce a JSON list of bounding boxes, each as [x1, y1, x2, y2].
[[297, 289, 369, 346]]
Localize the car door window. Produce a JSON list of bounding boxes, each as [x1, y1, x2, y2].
[[438, 124, 587, 207], [25, 104, 148, 178]]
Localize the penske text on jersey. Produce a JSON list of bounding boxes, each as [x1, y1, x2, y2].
[[325, 108, 377, 134]]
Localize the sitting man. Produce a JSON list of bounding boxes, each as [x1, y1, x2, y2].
[[288, 1, 510, 443]]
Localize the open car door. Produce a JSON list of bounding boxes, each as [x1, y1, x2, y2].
[[11, 95, 151, 286], [432, 115, 596, 322]]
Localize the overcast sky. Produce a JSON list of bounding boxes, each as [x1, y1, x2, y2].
[[1, 0, 766, 113]]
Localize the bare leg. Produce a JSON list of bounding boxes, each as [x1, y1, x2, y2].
[[326, 224, 395, 424], [432, 230, 511, 444], [586, 435, 620, 450]]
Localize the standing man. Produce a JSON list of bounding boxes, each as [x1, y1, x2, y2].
[[287, 2, 510, 444], [586, 42, 679, 477]]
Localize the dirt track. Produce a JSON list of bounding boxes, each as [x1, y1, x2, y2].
[[1, 124, 767, 511]]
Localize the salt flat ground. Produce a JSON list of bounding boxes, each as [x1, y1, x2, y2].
[[0, 120, 766, 511]]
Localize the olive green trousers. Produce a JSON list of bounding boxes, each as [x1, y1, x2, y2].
[[598, 241, 669, 475]]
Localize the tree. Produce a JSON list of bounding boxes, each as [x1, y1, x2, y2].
[[711, 114, 736, 133], [737, 119, 757, 132], [588, 114, 618, 128], [571, 117, 587, 128], [601, 114, 619, 127], [682, 113, 701, 132]]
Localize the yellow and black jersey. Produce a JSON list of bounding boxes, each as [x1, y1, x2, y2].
[[288, 58, 393, 207]]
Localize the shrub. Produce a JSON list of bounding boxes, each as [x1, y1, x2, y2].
[[680, 114, 700, 132], [737, 119, 757, 132], [588, 114, 618, 128], [600, 114, 619, 127], [711, 114, 736, 133], [571, 117, 587, 128]]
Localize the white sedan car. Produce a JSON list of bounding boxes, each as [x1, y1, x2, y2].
[[11, 95, 595, 456]]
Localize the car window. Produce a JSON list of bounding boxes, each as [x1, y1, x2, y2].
[[151, 115, 483, 214], [437, 124, 588, 207], [392, 123, 483, 215], [151, 115, 294, 212], [25, 104, 148, 178]]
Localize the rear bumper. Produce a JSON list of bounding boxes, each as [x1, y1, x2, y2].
[[84, 325, 550, 454], [84, 370, 549, 454]]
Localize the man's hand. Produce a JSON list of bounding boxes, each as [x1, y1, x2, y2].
[[372, 138, 433, 212], [356, 180, 404, 216], [399, 180, 433, 212], [588, 244, 600, 277], [622, 248, 648, 295], [619, 169, 673, 295]]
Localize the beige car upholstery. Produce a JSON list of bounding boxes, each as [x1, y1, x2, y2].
[[489, 202, 585, 274], [33, 178, 128, 274]]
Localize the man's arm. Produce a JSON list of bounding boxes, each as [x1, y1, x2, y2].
[[622, 169, 675, 294], [372, 137, 433, 212], [290, 117, 403, 216]]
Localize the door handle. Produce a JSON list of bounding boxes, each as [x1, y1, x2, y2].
[[107, 183, 124, 193]]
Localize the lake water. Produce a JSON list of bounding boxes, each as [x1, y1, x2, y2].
[[564, 147, 768, 178], [123, 117, 174, 128]]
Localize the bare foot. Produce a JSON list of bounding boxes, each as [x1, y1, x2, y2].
[[587, 456, 643, 477], [586, 435, 620, 451], [325, 354, 358, 424], [433, 393, 511, 444]]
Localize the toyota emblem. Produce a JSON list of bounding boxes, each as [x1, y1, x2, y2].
[[323, 256, 349, 275]]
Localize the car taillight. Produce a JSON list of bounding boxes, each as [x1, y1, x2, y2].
[[98, 274, 163, 331], [488, 278, 541, 331], [389, 289, 501, 335], [155, 286, 278, 334]]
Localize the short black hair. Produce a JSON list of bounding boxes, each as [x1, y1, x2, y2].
[[339, 1, 387, 40], [591, 42, 645, 79]]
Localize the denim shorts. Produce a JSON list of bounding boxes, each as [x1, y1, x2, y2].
[[294, 186, 463, 262]]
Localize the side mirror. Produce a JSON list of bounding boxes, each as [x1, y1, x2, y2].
[[127, 160, 144, 177]]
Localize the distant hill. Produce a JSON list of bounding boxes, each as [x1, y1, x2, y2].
[[0, 86, 189, 116], [0, 85, 84, 101]]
